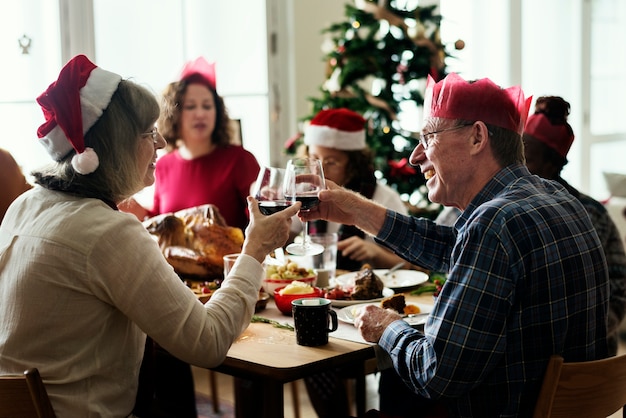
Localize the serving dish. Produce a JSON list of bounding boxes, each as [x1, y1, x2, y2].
[[334, 269, 428, 291], [337, 302, 432, 327], [326, 287, 394, 307], [273, 286, 324, 315], [263, 275, 316, 295]]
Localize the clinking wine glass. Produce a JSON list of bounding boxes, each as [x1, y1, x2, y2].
[[284, 157, 325, 256], [253, 166, 292, 215]]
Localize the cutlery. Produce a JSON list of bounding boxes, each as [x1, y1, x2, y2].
[[383, 262, 405, 277]]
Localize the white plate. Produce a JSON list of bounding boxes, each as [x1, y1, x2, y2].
[[333, 269, 429, 291], [337, 302, 432, 327], [328, 287, 394, 307]]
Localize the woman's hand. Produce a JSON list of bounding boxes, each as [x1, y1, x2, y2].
[[337, 236, 381, 262], [354, 305, 402, 343], [242, 196, 301, 263]]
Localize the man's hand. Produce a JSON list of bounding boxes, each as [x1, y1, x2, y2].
[[354, 305, 402, 343], [243, 196, 301, 263], [298, 179, 387, 237]]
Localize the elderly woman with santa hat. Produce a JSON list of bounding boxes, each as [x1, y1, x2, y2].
[[0, 55, 299, 417]]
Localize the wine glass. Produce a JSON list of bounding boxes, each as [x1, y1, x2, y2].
[[253, 166, 292, 215], [284, 158, 325, 256]]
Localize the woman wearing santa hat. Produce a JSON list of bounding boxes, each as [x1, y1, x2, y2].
[[297, 107, 413, 272], [296, 108, 419, 417], [0, 55, 299, 417], [523, 95, 626, 357]]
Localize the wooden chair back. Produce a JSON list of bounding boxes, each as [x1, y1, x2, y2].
[[533, 354, 626, 417], [0, 368, 56, 417]]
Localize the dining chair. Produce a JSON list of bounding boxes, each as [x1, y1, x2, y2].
[[532, 354, 626, 418], [0, 368, 56, 417]]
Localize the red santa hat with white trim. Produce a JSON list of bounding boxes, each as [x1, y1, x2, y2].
[[36, 54, 122, 175], [304, 108, 366, 150]]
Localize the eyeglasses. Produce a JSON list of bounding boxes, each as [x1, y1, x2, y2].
[[419, 123, 473, 149], [319, 158, 345, 170], [141, 127, 159, 144]]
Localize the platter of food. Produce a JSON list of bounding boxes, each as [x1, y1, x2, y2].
[[186, 278, 269, 312], [326, 288, 394, 307], [324, 264, 394, 307], [337, 294, 432, 327], [262, 259, 316, 295], [334, 269, 428, 291], [144, 204, 244, 279]]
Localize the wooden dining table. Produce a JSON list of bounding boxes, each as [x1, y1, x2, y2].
[[210, 291, 434, 418]]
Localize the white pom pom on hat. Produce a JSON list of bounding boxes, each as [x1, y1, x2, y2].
[[36, 54, 122, 175], [304, 108, 367, 151]]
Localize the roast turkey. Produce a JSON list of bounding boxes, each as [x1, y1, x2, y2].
[[144, 204, 244, 278]]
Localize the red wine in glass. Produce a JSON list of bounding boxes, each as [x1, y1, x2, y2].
[[253, 166, 289, 216], [284, 158, 326, 256], [258, 200, 292, 215], [284, 194, 319, 211]]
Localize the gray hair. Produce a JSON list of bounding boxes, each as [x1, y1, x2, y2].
[[33, 80, 160, 203]]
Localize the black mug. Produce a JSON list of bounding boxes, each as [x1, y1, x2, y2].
[[291, 298, 338, 346]]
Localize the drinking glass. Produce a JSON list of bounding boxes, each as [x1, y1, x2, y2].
[[253, 166, 291, 215], [284, 158, 325, 256]]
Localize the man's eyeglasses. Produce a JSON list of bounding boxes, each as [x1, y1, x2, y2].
[[419, 123, 473, 149], [141, 127, 159, 143]]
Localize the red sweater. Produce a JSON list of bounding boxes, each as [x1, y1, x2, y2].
[[152, 145, 259, 230]]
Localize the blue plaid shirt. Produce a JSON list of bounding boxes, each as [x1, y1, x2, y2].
[[376, 164, 609, 417]]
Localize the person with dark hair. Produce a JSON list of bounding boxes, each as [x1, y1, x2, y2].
[[119, 58, 261, 416], [294, 108, 412, 418], [297, 108, 410, 271], [0, 55, 300, 417], [120, 57, 260, 231], [523, 95, 626, 356], [299, 73, 609, 417]]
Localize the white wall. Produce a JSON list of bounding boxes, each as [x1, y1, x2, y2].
[[290, 1, 345, 127]]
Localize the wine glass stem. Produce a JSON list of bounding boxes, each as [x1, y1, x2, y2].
[[303, 221, 311, 249]]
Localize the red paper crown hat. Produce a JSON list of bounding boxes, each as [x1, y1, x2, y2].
[[179, 56, 217, 90], [304, 108, 367, 150], [524, 113, 574, 158], [423, 73, 532, 135], [36, 54, 122, 175]]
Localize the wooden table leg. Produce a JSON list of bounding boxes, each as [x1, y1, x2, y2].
[[291, 380, 301, 418], [208, 370, 220, 413], [233, 377, 285, 418]]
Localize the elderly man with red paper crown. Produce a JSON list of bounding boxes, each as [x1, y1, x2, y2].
[[298, 73, 609, 417], [523, 96, 626, 358]]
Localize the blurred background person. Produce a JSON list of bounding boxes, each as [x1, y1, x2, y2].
[[523, 95, 626, 356], [0, 148, 32, 224], [296, 108, 417, 417], [296, 108, 413, 272], [120, 57, 261, 416], [120, 57, 260, 231]]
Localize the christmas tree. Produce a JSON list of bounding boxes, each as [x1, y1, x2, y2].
[[285, 0, 463, 217]]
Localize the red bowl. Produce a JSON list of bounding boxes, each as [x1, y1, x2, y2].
[[273, 286, 323, 316], [263, 275, 316, 295]]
